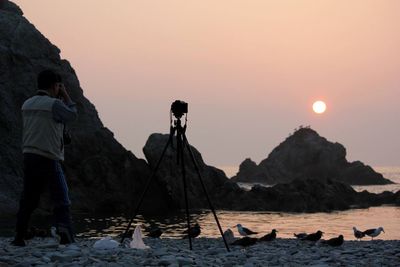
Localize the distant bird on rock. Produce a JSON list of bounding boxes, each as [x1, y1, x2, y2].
[[223, 229, 235, 244], [259, 229, 278, 242], [322, 235, 344, 247], [231, 237, 258, 247], [353, 227, 365, 241], [146, 226, 163, 238], [183, 223, 201, 238], [363, 227, 385, 240], [302, 230, 324, 241], [294, 233, 308, 239], [236, 224, 258, 236]]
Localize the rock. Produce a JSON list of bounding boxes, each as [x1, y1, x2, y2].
[[158, 256, 177, 266], [143, 133, 228, 209], [232, 128, 393, 185], [176, 257, 194, 265], [215, 177, 398, 212], [0, 0, 173, 216], [41, 256, 51, 263]]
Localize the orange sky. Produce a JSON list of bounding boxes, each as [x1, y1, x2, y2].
[[14, 0, 400, 166]]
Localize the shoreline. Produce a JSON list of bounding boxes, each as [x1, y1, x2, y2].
[[0, 237, 399, 266]]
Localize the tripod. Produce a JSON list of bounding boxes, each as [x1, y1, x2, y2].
[[121, 111, 230, 252]]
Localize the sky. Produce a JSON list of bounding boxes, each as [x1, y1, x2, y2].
[[14, 0, 400, 167]]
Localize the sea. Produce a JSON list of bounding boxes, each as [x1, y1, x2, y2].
[[1, 167, 399, 241]]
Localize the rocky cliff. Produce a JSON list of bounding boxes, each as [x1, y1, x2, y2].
[[0, 1, 174, 216], [232, 128, 393, 185]]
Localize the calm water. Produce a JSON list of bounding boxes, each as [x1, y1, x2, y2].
[[71, 206, 399, 240], [1, 167, 398, 241]]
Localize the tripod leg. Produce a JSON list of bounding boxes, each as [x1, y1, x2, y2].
[[120, 132, 174, 243], [182, 134, 230, 252], [178, 132, 193, 250]]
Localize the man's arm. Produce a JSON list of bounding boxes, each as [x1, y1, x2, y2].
[[52, 84, 77, 123], [52, 99, 77, 123]]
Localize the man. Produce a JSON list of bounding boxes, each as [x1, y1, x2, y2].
[[12, 69, 78, 246]]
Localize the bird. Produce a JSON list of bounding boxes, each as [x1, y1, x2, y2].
[[223, 229, 235, 244], [183, 223, 201, 238], [294, 233, 308, 239], [236, 224, 258, 236], [302, 230, 324, 241], [259, 229, 278, 242], [146, 226, 163, 238], [353, 227, 365, 241], [231, 237, 258, 247], [363, 227, 385, 240], [322, 235, 344, 247]]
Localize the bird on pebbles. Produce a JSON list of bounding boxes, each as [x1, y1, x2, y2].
[[183, 223, 201, 238], [259, 229, 278, 242], [231, 237, 258, 247], [322, 235, 344, 247], [301, 230, 324, 242], [363, 227, 385, 240], [236, 224, 258, 237], [353, 227, 365, 241]]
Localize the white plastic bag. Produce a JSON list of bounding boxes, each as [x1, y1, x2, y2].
[[130, 225, 150, 249], [93, 236, 119, 249]]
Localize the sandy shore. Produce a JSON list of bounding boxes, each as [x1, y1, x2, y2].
[[0, 237, 399, 266]]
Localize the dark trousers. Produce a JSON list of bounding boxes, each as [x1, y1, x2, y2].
[[16, 153, 72, 238]]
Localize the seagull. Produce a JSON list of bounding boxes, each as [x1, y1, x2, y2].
[[322, 235, 344, 247], [183, 223, 201, 238], [294, 233, 308, 239], [259, 229, 278, 242], [146, 226, 163, 238], [236, 224, 258, 236], [223, 229, 235, 244], [363, 227, 385, 240], [302, 230, 324, 241], [231, 237, 258, 247], [353, 227, 365, 241]]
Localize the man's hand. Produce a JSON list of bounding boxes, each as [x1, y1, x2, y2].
[[57, 83, 72, 104]]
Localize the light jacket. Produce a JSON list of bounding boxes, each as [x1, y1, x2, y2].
[[21, 90, 77, 161]]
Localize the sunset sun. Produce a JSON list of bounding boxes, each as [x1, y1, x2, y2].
[[312, 101, 326, 114]]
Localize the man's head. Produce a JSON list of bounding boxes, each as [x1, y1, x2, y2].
[[37, 69, 62, 97]]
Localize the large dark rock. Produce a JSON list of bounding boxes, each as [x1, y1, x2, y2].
[[215, 178, 399, 212], [232, 128, 393, 185], [0, 1, 174, 216], [143, 133, 228, 209]]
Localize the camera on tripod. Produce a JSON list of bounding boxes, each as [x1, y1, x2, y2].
[[171, 100, 188, 118]]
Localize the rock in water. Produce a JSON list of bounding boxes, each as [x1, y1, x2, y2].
[[232, 128, 393, 185], [0, 0, 174, 215]]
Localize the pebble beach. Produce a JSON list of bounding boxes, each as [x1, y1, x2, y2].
[[1, 237, 399, 266]]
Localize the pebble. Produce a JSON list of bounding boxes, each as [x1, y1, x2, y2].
[[1, 237, 399, 266]]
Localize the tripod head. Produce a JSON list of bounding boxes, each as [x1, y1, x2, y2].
[[171, 100, 188, 119], [170, 100, 188, 131]]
